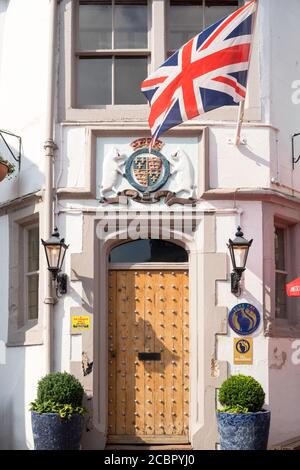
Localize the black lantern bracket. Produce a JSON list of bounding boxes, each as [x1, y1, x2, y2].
[[231, 268, 245, 297], [56, 273, 68, 297], [0, 129, 22, 171], [292, 133, 300, 169], [227, 226, 253, 297]]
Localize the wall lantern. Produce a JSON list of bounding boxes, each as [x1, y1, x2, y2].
[[227, 226, 253, 296], [41, 227, 69, 295]]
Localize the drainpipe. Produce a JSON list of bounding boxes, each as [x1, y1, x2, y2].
[[43, 0, 58, 374]]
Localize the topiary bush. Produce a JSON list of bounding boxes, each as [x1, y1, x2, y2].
[[218, 374, 265, 413], [30, 372, 85, 418]]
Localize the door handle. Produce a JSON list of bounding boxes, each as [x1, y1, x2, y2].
[[111, 350, 116, 358]]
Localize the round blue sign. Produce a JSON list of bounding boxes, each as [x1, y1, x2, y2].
[[228, 303, 260, 336]]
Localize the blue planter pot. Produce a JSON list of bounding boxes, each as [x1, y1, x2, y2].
[[31, 411, 84, 450], [216, 410, 271, 450]]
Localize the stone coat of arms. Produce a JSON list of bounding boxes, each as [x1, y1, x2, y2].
[[100, 138, 196, 206]]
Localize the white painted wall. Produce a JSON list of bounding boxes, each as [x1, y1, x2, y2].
[[0, 1, 8, 87], [0, 213, 44, 449], [1, 0, 300, 449], [0, 0, 299, 205], [216, 202, 269, 406], [209, 126, 272, 189], [0, 1, 50, 448], [216, 201, 300, 447], [0, 345, 44, 450], [0, 0, 49, 204], [53, 212, 84, 373], [259, 0, 300, 192], [268, 338, 300, 445]]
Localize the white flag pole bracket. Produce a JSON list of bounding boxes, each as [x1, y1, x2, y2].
[[230, 100, 247, 146], [227, 136, 247, 145]]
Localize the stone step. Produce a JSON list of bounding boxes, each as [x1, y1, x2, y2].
[[105, 444, 193, 451], [271, 436, 300, 450]]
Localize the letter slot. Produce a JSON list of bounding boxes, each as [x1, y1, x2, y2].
[[138, 352, 161, 361]]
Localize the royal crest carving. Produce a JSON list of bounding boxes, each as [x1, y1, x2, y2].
[[99, 139, 197, 206], [100, 147, 126, 199]]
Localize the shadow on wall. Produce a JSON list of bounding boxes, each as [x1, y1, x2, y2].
[[242, 288, 263, 314], [209, 131, 270, 189], [0, 348, 27, 449], [0, 133, 44, 205], [0, 140, 43, 448], [268, 337, 300, 447], [69, 270, 93, 315]]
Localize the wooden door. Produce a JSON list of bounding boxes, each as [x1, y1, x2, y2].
[[107, 269, 189, 444]]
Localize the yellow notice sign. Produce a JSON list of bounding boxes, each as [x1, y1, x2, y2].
[[234, 338, 253, 365], [72, 315, 90, 331]]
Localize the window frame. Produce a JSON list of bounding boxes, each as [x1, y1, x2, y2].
[[23, 224, 40, 324], [75, 0, 152, 107], [274, 224, 289, 321], [7, 205, 43, 347], [166, 0, 242, 56], [60, 0, 261, 122], [263, 203, 300, 338], [109, 239, 189, 263]]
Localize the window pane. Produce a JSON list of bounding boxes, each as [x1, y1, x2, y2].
[[115, 57, 147, 104], [79, 2, 112, 50], [204, 1, 238, 28], [168, 1, 204, 51], [275, 227, 285, 271], [28, 227, 39, 272], [28, 274, 38, 320], [275, 272, 287, 319], [77, 57, 112, 106], [115, 2, 148, 49], [109, 240, 188, 263]]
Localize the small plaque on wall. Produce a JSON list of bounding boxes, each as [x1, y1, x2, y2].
[[71, 315, 90, 331], [234, 338, 253, 365]]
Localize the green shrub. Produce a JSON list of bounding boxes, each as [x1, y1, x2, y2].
[[218, 374, 265, 413], [36, 372, 84, 406], [30, 372, 85, 418]]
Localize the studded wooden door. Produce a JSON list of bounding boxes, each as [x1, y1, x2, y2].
[[107, 269, 189, 444]]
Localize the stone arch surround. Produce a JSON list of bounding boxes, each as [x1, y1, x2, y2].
[[70, 210, 228, 449]]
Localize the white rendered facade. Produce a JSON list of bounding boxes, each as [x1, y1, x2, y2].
[[0, 0, 300, 449]]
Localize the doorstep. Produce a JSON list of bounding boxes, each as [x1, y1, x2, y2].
[[105, 444, 193, 451], [271, 436, 300, 450]]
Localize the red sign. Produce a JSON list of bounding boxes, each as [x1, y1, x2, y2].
[[286, 277, 300, 297]]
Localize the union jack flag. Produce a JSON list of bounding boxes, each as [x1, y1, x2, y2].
[[141, 0, 257, 142]]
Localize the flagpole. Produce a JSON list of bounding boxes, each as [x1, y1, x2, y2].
[[234, 100, 245, 146], [233, 0, 258, 146]]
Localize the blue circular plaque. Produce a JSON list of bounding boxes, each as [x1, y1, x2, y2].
[[228, 303, 260, 336]]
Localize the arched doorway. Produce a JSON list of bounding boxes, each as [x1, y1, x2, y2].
[[107, 240, 190, 445]]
